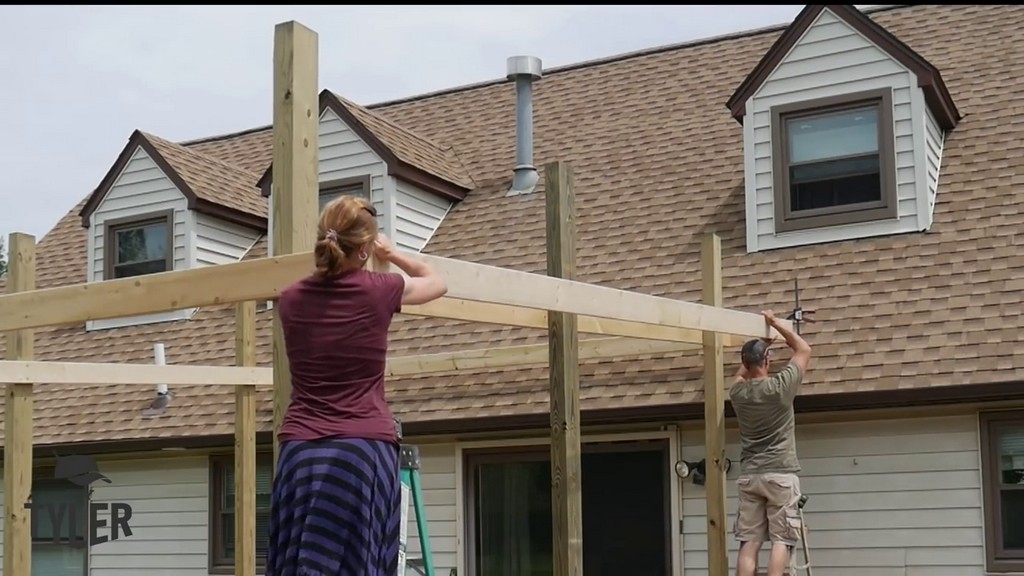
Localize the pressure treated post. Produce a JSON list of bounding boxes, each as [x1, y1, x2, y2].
[[545, 161, 583, 576], [271, 20, 319, 473], [4, 232, 35, 576], [234, 301, 257, 576], [702, 232, 728, 576]]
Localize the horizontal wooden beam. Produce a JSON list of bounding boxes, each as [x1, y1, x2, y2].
[[0, 250, 786, 341], [0, 335, 698, 386]]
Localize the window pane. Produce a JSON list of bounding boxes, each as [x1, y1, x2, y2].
[[787, 106, 878, 164], [112, 260, 167, 279], [475, 460, 552, 576], [789, 156, 882, 211], [1001, 489, 1024, 551], [320, 185, 368, 212], [32, 544, 85, 576], [115, 222, 167, 265], [220, 457, 274, 562], [998, 426, 1024, 485], [31, 483, 87, 544]]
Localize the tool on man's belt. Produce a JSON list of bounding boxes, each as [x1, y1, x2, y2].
[[785, 278, 817, 336], [790, 494, 813, 575]]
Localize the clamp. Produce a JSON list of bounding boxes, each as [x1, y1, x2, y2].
[[785, 278, 817, 335]]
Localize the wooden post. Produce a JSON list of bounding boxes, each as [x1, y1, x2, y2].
[[234, 301, 257, 576], [545, 162, 583, 576], [702, 232, 728, 576], [4, 232, 35, 576], [271, 20, 319, 472]]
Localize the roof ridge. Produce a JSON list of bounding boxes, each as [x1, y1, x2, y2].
[[367, 4, 914, 110], [178, 125, 272, 147]]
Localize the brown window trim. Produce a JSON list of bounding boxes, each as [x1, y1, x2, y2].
[[980, 410, 1024, 573], [208, 451, 274, 575], [102, 209, 175, 281], [770, 88, 898, 234], [462, 439, 672, 576]]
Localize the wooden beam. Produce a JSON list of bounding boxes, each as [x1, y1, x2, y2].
[[234, 301, 257, 576], [4, 233, 35, 576], [702, 232, 729, 576], [0, 250, 785, 342], [270, 20, 319, 473], [386, 336, 694, 376], [0, 334, 693, 386], [546, 161, 583, 575]]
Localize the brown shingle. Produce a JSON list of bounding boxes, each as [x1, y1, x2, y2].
[[1, 4, 1023, 446]]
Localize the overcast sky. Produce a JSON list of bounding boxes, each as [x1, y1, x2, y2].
[[0, 4, 809, 248]]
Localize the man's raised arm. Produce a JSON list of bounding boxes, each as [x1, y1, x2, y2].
[[764, 309, 812, 374]]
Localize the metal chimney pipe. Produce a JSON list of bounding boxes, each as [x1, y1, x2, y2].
[[506, 55, 543, 196]]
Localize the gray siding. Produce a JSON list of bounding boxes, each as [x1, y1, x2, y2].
[[680, 415, 984, 575], [393, 180, 452, 252], [923, 105, 945, 217], [745, 8, 935, 252], [86, 146, 192, 330], [402, 444, 458, 575], [193, 213, 260, 267]]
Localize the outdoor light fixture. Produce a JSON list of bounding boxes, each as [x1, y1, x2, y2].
[[674, 457, 734, 486]]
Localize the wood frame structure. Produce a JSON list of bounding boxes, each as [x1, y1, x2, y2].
[[0, 20, 789, 576]]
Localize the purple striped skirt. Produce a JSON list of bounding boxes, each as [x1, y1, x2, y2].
[[266, 438, 401, 576]]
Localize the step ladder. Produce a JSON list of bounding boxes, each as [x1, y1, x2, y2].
[[396, 424, 435, 576]]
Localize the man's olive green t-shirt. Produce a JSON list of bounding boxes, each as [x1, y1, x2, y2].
[[728, 362, 804, 475]]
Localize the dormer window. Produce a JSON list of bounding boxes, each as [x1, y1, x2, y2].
[[771, 88, 896, 233], [104, 210, 173, 279], [318, 176, 370, 212]]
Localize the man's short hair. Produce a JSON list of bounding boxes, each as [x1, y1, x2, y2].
[[741, 338, 771, 369]]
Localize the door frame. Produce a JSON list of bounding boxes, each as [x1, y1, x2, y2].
[[455, 428, 682, 576]]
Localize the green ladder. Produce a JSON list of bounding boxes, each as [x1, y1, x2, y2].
[[398, 444, 435, 576]]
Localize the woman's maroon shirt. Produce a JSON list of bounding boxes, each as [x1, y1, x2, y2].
[[276, 267, 406, 445]]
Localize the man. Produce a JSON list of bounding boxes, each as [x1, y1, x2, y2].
[[728, 309, 812, 576]]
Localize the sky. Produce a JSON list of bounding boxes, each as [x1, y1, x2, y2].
[[0, 4, 813, 251]]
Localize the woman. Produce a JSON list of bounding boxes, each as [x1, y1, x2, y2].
[[266, 195, 448, 576]]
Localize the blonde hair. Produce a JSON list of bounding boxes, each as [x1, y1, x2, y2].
[[314, 195, 379, 278]]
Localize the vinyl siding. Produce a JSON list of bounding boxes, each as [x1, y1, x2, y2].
[[745, 8, 937, 252], [393, 180, 452, 252], [679, 415, 984, 575], [86, 146, 192, 330], [402, 444, 459, 576], [923, 105, 945, 219], [193, 213, 260, 267]]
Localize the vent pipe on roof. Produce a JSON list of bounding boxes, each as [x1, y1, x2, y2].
[[506, 55, 543, 197], [142, 343, 171, 418]]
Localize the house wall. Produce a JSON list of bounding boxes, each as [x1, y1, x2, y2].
[[86, 146, 192, 330], [0, 413, 985, 575], [193, 213, 261, 267], [680, 414, 984, 575], [393, 179, 453, 252], [266, 108, 455, 258], [745, 8, 944, 252]]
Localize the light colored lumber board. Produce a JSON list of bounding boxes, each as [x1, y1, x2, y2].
[[546, 162, 584, 574], [702, 232, 729, 576], [234, 301, 257, 576], [0, 335, 691, 386], [386, 336, 692, 376], [0, 249, 784, 342], [4, 233, 35, 576], [270, 19, 319, 472]]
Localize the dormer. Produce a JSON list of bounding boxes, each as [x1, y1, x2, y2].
[[727, 5, 961, 253], [79, 131, 266, 331], [258, 90, 475, 257]]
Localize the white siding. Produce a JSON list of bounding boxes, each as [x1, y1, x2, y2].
[[923, 105, 945, 219], [86, 146, 193, 330], [394, 180, 453, 252], [88, 457, 209, 575], [403, 444, 458, 576], [680, 415, 984, 575], [193, 213, 260, 267], [745, 8, 938, 252]]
